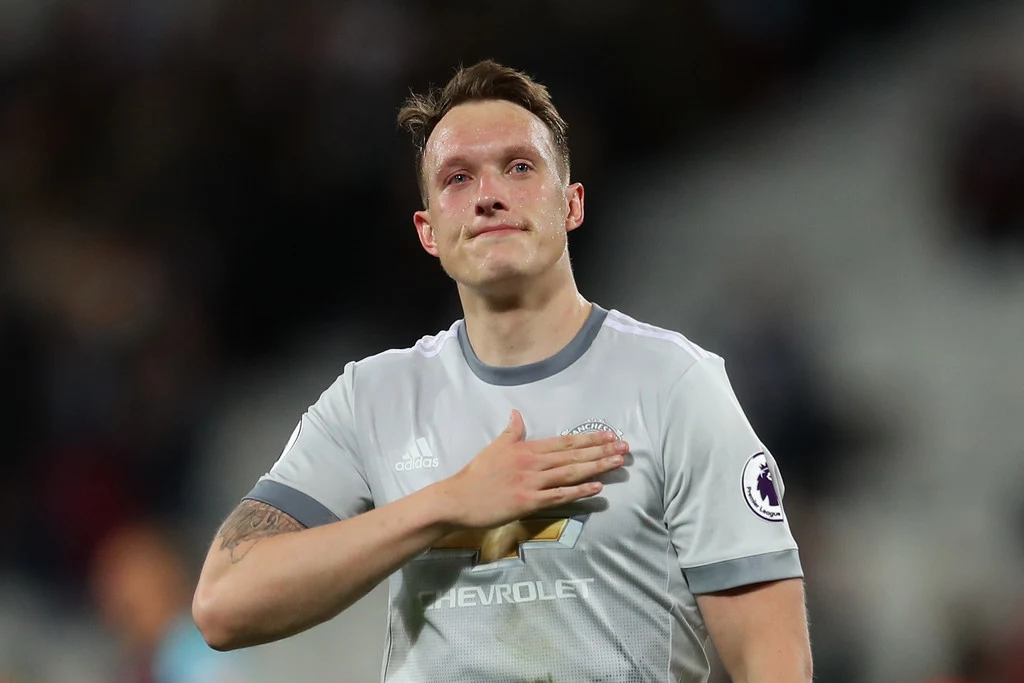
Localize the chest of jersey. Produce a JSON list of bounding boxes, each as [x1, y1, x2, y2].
[[360, 369, 686, 683], [364, 377, 658, 509], [354, 368, 667, 585]]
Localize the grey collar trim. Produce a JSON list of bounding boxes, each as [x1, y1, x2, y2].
[[457, 304, 608, 386]]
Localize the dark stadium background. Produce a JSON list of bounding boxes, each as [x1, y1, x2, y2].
[[2, 1, 1023, 681]]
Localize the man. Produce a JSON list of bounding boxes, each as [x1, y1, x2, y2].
[[193, 60, 812, 682]]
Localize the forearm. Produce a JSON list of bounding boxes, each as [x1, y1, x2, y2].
[[699, 579, 812, 683], [729, 649, 813, 683], [193, 485, 452, 650]]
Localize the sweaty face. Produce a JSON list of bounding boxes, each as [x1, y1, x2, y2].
[[414, 100, 583, 293]]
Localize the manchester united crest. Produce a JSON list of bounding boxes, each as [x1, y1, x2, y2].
[[562, 419, 623, 439]]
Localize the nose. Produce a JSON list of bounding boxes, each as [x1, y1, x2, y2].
[[474, 171, 509, 216]]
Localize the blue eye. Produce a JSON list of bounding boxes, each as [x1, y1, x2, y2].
[[511, 163, 531, 174], [449, 173, 469, 185]]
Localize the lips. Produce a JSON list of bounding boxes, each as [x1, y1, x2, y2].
[[470, 223, 524, 238]]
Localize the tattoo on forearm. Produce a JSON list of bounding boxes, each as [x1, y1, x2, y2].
[[217, 500, 303, 563]]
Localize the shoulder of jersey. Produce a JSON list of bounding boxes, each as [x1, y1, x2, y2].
[[351, 321, 461, 373], [602, 309, 719, 374]]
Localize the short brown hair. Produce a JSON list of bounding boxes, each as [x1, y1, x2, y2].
[[398, 60, 571, 206]]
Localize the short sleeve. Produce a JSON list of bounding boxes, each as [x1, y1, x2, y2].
[[244, 362, 373, 527], [662, 356, 803, 594]]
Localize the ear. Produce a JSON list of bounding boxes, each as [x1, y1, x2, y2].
[[565, 182, 584, 233], [413, 210, 440, 257]]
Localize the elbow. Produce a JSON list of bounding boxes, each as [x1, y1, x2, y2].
[[192, 583, 243, 651]]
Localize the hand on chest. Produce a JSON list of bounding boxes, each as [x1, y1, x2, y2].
[[371, 386, 653, 507]]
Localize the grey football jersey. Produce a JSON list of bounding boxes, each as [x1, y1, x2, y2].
[[246, 305, 802, 683]]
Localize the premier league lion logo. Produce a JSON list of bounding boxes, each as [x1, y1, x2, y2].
[[756, 461, 779, 508], [742, 452, 783, 522]]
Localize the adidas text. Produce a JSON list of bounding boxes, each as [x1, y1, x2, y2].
[[395, 456, 440, 471], [395, 438, 440, 471]]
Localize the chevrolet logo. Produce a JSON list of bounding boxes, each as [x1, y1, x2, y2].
[[429, 516, 586, 569]]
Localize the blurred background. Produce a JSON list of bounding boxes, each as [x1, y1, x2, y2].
[[1, 0, 1023, 681]]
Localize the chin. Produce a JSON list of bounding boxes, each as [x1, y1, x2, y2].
[[465, 264, 533, 297], [458, 253, 528, 281]]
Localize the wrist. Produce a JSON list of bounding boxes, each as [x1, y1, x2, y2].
[[415, 478, 463, 535]]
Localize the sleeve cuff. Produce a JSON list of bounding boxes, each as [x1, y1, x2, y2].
[[683, 548, 803, 594], [243, 479, 341, 529]]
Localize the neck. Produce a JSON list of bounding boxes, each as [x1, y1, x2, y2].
[[458, 262, 591, 367]]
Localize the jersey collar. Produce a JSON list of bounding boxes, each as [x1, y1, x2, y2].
[[457, 304, 608, 386]]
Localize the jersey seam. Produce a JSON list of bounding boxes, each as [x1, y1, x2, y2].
[[354, 324, 460, 365], [381, 597, 394, 682], [301, 405, 374, 515], [305, 407, 347, 453], [659, 360, 708, 683], [605, 311, 712, 362], [347, 362, 364, 464], [664, 536, 674, 683], [659, 359, 705, 509], [341, 363, 375, 502]]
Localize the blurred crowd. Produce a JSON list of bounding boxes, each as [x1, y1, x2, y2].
[[946, 68, 1024, 258], [0, 0, 1021, 681]]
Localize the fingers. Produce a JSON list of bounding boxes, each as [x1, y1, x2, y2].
[[532, 430, 617, 454], [539, 452, 624, 489], [542, 439, 629, 470], [495, 411, 616, 453], [541, 481, 604, 506]]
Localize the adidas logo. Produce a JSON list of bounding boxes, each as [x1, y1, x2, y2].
[[395, 438, 440, 471]]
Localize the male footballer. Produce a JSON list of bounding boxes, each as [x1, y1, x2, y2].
[[193, 60, 813, 683]]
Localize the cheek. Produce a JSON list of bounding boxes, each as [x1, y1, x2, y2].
[[530, 183, 567, 218], [433, 198, 474, 245], [534, 192, 569, 236], [437, 189, 475, 217], [433, 222, 465, 252]]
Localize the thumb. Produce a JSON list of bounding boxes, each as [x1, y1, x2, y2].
[[500, 409, 525, 442]]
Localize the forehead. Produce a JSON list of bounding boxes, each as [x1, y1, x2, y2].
[[424, 100, 557, 169]]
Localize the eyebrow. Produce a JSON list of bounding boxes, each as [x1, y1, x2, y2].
[[433, 144, 544, 182]]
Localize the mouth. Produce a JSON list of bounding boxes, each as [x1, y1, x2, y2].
[[470, 223, 525, 239]]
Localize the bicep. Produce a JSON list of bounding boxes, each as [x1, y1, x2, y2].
[[697, 578, 811, 681], [213, 499, 305, 565]]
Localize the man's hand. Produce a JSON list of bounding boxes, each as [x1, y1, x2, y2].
[[434, 409, 628, 530]]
